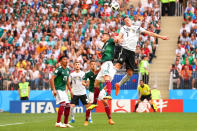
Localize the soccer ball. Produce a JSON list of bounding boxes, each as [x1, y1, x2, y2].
[[110, 1, 120, 12]]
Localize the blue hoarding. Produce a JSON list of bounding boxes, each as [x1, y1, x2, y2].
[[10, 100, 57, 113], [0, 91, 55, 112], [0, 90, 138, 112], [9, 100, 95, 113], [111, 74, 138, 90], [183, 100, 197, 112], [169, 90, 197, 100]]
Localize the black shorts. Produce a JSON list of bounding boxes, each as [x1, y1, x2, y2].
[[20, 97, 29, 100], [71, 95, 88, 105], [114, 46, 136, 71], [140, 94, 152, 101]]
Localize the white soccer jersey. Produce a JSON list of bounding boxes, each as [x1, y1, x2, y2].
[[70, 71, 86, 96], [120, 25, 146, 51]]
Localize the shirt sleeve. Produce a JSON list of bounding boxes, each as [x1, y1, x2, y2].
[[137, 86, 140, 91], [146, 85, 150, 91], [139, 27, 146, 33], [109, 38, 115, 44], [119, 26, 125, 34], [83, 72, 88, 81], [53, 68, 60, 76]]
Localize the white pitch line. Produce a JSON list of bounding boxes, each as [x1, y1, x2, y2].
[[0, 123, 24, 127]]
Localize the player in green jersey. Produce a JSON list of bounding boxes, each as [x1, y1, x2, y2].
[[50, 56, 73, 128], [82, 60, 114, 125], [87, 33, 120, 125]]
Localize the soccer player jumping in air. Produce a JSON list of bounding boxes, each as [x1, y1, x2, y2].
[[87, 33, 120, 110], [114, 16, 169, 96], [50, 56, 73, 128], [82, 60, 115, 126]]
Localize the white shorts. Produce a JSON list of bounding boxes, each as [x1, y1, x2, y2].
[[88, 89, 106, 103], [96, 61, 116, 82], [55, 90, 69, 104]]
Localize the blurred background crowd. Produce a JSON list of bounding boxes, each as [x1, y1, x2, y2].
[[0, 0, 161, 90], [171, 1, 197, 89]]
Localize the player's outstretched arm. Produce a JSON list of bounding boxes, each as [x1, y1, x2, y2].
[[50, 75, 57, 97], [143, 30, 169, 40]]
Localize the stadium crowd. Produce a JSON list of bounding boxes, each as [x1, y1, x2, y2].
[[171, 1, 197, 89], [0, 0, 161, 90]]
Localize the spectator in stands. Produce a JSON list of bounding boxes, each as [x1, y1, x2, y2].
[[180, 22, 190, 34], [192, 60, 197, 89], [10, 68, 20, 90], [170, 64, 181, 89], [176, 43, 185, 56], [180, 65, 192, 89], [24, 65, 33, 89], [182, 57, 193, 71], [3, 67, 11, 90], [0, 71, 3, 90], [0, 0, 162, 90], [48, 55, 57, 67], [32, 67, 40, 90]]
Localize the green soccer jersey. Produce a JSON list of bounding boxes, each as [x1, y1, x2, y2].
[[83, 70, 103, 92], [54, 66, 70, 91], [0, 28, 4, 38], [101, 38, 115, 63]]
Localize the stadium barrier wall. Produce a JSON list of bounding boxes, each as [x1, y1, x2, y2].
[[169, 89, 197, 100], [10, 100, 96, 113], [0, 90, 138, 112], [3, 89, 197, 112], [9, 99, 184, 113], [111, 74, 138, 90], [0, 74, 139, 111]]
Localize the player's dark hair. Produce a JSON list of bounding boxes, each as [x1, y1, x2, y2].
[[103, 33, 110, 38], [140, 80, 144, 83], [123, 15, 129, 21], [74, 60, 80, 64], [59, 55, 67, 62], [90, 59, 96, 63]]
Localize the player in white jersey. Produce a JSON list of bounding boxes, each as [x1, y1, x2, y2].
[[69, 61, 89, 123], [114, 16, 169, 96]]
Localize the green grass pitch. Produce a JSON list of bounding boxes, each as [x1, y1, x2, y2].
[[0, 112, 197, 131]]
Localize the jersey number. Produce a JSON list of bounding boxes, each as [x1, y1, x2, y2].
[[126, 31, 129, 37], [63, 76, 67, 81]]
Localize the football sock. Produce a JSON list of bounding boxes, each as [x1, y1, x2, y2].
[[57, 102, 65, 123], [93, 87, 100, 104], [105, 105, 111, 119], [118, 74, 131, 86], [85, 110, 91, 121], [151, 104, 156, 112], [64, 103, 70, 124], [105, 80, 112, 95], [89, 112, 92, 120], [70, 106, 75, 120], [134, 103, 139, 112]]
